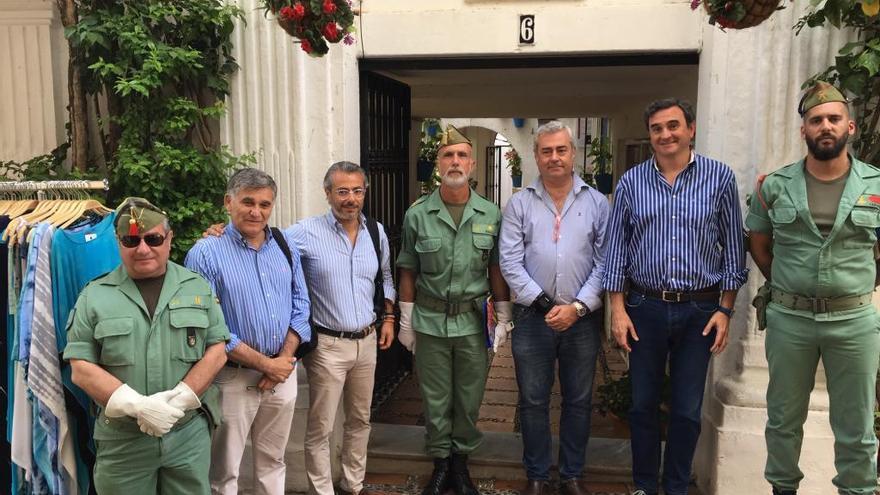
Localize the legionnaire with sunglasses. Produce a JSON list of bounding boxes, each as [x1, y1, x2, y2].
[[397, 125, 513, 495], [63, 197, 230, 494]]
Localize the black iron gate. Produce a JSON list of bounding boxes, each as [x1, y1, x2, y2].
[[359, 71, 412, 405], [485, 145, 508, 206]]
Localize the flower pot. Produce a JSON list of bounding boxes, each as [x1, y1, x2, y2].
[[704, 0, 781, 29], [595, 173, 613, 194], [513, 118, 525, 128], [417, 160, 435, 182], [511, 175, 523, 188]]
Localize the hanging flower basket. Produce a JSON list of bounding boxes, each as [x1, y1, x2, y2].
[[691, 0, 783, 29], [261, 0, 356, 57]]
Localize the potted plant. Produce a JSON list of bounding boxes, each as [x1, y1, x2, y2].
[[260, 0, 357, 57], [690, 0, 784, 30], [417, 118, 442, 184], [597, 370, 672, 435], [505, 148, 523, 188], [588, 137, 613, 194]]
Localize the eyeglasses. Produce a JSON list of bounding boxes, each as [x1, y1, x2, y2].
[[119, 233, 166, 248], [333, 188, 366, 199]]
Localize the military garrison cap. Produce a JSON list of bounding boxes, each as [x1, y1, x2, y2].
[[114, 197, 168, 237], [438, 124, 472, 148], [798, 81, 848, 116]]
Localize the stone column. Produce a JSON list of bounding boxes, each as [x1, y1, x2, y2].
[[693, 2, 856, 494]]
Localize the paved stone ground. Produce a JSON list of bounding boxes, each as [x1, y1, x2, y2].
[[372, 337, 631, 439], [358, 473, 703, 495]]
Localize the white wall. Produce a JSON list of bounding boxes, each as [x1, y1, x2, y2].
[[0, 0, 67, 162]]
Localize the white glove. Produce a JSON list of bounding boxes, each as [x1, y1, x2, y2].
[[398, 301, 416, 354], [105, 384, 185, 437], [166, 381, 201, 412], [493, 301, 514, 353]]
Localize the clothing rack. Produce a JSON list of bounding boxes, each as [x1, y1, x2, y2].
[[0, 180, 109, 200]]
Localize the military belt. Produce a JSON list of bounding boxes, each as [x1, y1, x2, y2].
[[415, 293, 483, 316], [100, 408, 203, 434], [770, 289, 874, 314]]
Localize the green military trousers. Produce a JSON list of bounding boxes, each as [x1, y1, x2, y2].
[[415, 331, 488, 458], [94, 414, 211, 495], [764, 306, 879, 494]]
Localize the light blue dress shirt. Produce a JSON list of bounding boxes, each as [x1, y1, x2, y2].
[[185, 223, 311, 354], [499, 175, 609, 311], [288, 211, 396, 333]]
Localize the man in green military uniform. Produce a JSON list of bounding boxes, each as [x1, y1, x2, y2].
[[64, 197, 229, 494], [747, 82, 880, 495], [397, 125, 513, 495]]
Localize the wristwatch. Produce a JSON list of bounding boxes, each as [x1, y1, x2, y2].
[[572, 300, 589, 318], [717, 305, 734, 318]]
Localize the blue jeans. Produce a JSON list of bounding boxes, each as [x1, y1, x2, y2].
[[625, 291, 716, 495], [511, 306, 601, 481]]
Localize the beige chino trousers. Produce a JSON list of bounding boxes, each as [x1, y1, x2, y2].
[[209, 365, 298, 495], [304, 331, 377, 495]]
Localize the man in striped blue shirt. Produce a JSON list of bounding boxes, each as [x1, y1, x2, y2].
[[185, 168, 311, 495], [603, 99, 747, 495], [289, 161, 396, 495]]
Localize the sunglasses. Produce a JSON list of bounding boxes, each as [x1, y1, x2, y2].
[[119, 233, 166, 248]]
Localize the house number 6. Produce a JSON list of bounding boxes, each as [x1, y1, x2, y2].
[[519, 15, 535, 44]]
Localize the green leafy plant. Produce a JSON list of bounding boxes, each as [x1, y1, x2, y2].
[[796, 1, 880, 165], [587, 137, 613, 174], [505, 148, 522, 177], [596, 371, 672, 424], [418, 118, 442, 195], [65, 0, 254, 261], [261, 0, 356, 57]]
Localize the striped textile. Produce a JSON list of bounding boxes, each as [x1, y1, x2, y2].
[[185, 223, 311, 354], [287, 211, 396, 333], [603, 153, 748, 293]]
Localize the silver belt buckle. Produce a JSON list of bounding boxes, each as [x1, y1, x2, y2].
[[661, 290, 681, 303], [811, 298, 828, 313]]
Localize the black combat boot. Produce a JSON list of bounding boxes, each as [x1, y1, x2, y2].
[[772, 487, 797, 495], [449, 453, 480, 495], [421, 457, 451, 495]]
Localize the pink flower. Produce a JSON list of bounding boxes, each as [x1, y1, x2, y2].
[[343, 33, 355, 45], [690, 0, 701, 9]]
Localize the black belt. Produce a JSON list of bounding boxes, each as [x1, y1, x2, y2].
[[225, 353, 278, 369], [630, 282, 720, 303], [315, 325, 374, 340]]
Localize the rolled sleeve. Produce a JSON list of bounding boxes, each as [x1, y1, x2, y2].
[[62, 295, 98, 363], [286, 237, 312, 343], [499, 196, 544, 306], [745, 181, 773, 233], [396, 210, 419, 271], [204, 291, 230, 345]]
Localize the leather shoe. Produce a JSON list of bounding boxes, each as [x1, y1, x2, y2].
[[519, 479, 548, 495], [772, 487, 797, 495], [559, 479, 587, 495], [449, 453, 480, 495], [421, 457, 451, 495]]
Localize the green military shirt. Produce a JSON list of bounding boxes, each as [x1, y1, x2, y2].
[[746, 156, 880, 321], [397, 189, 501, 337], [63, 261, 230, 439]]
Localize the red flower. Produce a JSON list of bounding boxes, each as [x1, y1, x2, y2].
[[322, 0, 337, 14], [279, 6, 295, 20], [322, 22, 339, 41], [291, 2, 306, 21], [300, 39, 313, 53]]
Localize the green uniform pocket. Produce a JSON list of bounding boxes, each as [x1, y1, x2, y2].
[[415, 237, 443, 273], [169, 299, 209, 362], [94, 317, 134, 366], [768, 205, 799, 244]]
